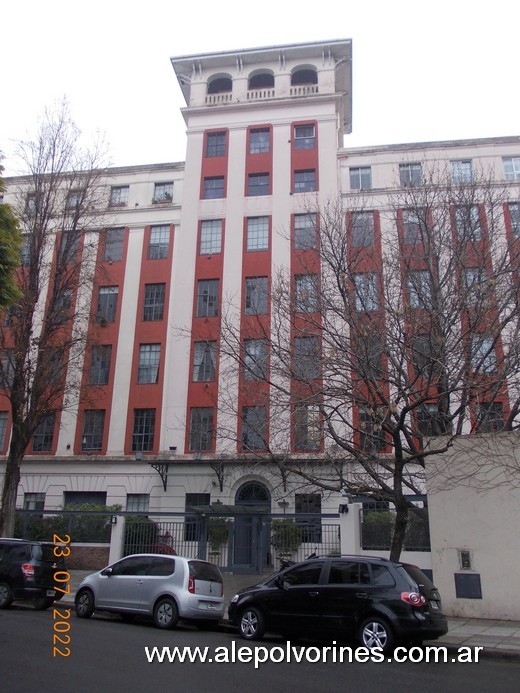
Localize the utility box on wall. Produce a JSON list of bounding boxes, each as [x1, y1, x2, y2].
[[454, 572, 482, 599]]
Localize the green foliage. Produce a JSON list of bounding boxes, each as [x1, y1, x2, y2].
[[361, 509, 431, 551], [271, 519, 304, 555], [207, 518, 231, 552], [15, 504, 122, 543], [124, 516, 160, 554]]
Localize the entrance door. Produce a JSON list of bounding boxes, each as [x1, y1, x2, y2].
[[233, 482, 271, 573]]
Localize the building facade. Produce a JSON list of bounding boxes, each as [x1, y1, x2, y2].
[[1, 40, 520, 572]]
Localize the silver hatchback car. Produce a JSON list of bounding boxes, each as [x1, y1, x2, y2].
[[74, 554, 224, 629]]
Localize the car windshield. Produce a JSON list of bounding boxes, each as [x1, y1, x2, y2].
[[189, 561, 222, 582]]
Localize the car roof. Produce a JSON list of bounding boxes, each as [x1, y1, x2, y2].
[[121, 553, 214, 565], [0, 538, 52, 545]]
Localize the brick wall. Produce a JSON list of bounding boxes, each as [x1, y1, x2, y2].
[[67, 544, 110, 570]]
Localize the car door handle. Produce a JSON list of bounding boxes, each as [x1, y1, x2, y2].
[[136, 580, 143, 585], [356, 592, 369, 598], [308, 591, 319, 597]]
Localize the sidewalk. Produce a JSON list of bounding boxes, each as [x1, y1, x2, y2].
[[62, 570, 520, 659]]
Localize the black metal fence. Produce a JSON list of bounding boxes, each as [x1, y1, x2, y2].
[[15, 509, 115, 543], [360, 506, 431, 552]]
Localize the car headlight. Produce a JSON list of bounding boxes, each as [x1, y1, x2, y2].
[[230, 594, 239, 603]]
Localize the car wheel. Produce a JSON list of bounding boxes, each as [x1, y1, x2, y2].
[[359, 616, 394, 653], [153, 597, 179, 630], [0, 582, 13, 609], [75, 589, 95, 619], [33, 597, 55, 610], [239, 607, 265, 641]]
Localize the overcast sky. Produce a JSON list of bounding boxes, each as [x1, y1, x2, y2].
[[1, 0, 518, 176]]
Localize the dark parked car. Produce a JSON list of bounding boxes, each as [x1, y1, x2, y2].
[[228, 555, 448, 652], [0, 538, 65, 610], [75, 554, 224, 629]]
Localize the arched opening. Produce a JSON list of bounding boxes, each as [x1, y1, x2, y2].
[[248, 71, 274, 90], [233, 481, 271, 571], [235, 480, 271, 507], [291, 67, 318, 86], [207, 75, 232, 95]]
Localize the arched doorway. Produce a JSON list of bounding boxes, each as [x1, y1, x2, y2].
[[233, 481, 271, 572]]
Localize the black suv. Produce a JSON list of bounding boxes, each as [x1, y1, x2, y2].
[[0, 538, 65, 610], [228, 556, 448, 651]]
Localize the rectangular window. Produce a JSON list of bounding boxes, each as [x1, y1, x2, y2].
[[245, 276, 268, 315], [138, 344, 161, 384], [417, 404, 446, 436], [203, 177, 225, 199], [295, 274, 319, 313], [148, 225, 170, 259], [132, 408, 156, 452], [351, 212, 374, 247], [109, 186, 129, 207], [66, 189, 84, 209], [359, 408, 386, 452], [193, 341, 217, 382], [196, 279, 219, 317], [82, 410, 105, 451], [126, 493, 150, 512], [294, 336, 320, 380], [503, 157, 520, 181], [471, 335, 497, 374], [464, 267, 488, 307], [247, 173, 270, 196], [206, 131, 226, 157], [153, 182, 173, 203], [88, 345, 112, 385], [354, 333, 383, 379], [451, 160, 473, 183], [31, 413, 55, 452], [412, 334, 436, 375], [0, 412, 8, 449], [508, 202, 520, 236], [294, 213, 317, 250], [456, 205, 481, 241], [246, 217, 269, 251], [353, 273, 378, 312], [399, 163, 422, 187], [185, 493, 211, 541], [243, 339, 267, 380], [200, 220, 222, 254], [402, 209, 422, 244], [143, 283, 165, 321], [349, 166, 372, 190], [241, 406, 266, 451], [294, 169, 316, 193], [407, 270, 431, 309], [64, 491, 107, 507], [96, 286, 118, 323], [189, 408, 214, 451], [294, 124, 315, 150], [20, 235, 31, 266], [478, 402, 504, 432], [249, 128, 270, 154], [58, 230, 79, 265], [295, 493, 322, 542], [294, 406, 321, 451], [23, 492, 46, 512], [104, 227, 124, 262], [1, 350, 15, 388]]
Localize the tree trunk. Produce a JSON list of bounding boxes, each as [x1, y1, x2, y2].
[[0, 446, 23, 536], [389, 502, 408, 562]]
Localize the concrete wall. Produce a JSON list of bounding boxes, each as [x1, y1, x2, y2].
[[426, 432, 520, 620]]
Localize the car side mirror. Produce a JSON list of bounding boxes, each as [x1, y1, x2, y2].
[[101, 567, 113, 577]]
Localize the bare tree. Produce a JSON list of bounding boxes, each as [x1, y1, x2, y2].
[[0, 101, 109, 535], [215, 164, 520, 560]]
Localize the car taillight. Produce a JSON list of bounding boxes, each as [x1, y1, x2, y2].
[[401, 591, 426, 606], [22, 563, 35, 578], [188, 576, 195, 594]]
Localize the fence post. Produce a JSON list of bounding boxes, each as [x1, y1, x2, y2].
[[339, 503, 363, 554], [108, 515, 125, 564]]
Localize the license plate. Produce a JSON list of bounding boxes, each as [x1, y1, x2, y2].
[[202, 602, 217, 610], [430, 601, 439, 610], [46, 590, 56, 597]]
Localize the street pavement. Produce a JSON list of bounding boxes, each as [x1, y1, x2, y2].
[[62, 570, 520, 659]]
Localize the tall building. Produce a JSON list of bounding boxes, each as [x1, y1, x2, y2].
[[1, 40, 519, 571]]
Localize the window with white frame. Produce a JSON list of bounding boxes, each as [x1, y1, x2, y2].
[[137, 344, 161, 384], [464, 266, 488, 307], [104, 228, 124, 262], [82, 410, 105, 451], [294, 124, 315, 150], [88, 345, 112, 385], [153, 182, 173, 203], [20, 235, 31, 266], [399, 163, 422, 187], [349, 166, 372, 190], [295, 274, 319, 313], [0, 411, 8, 449], [192, 341, 217, 382], [245, 276, 268, 315], [294, 213, 317, 250], [189, 408, 214, 451], [294, 405, 321, 450], [503, 157, 520, 181], [126, 493, 150, 513], [66, 189, 84, 209], [247, 173, 270, 196], [351, 212, 374, 247], [206, 131, 226, 157], [96, 286, 118, 323], [477, 402, 504, 432], [358, 407, 386, 452], [196, 279, 219, 317], [353, 273, 378, 312], [451, 160, 473, 183], [455, 205, 481, 241], [246, 217, 269, 251], [294, 336, 320, 380], [241, 406, 266, 451], [148, 225, 170, 259], [200, 220, 222, 254], [23, 492, 46, 511], [471, 335, 497, 374], [402, 209, 423, 244], [507, 202, 520, 236], [132, 409, 155, 452], [243, 339, 267, 380], [203, 177, 225, 199], [109, 186, 129, 207], [294, 169, 316, 193], [249, 128, 270, 154], [407, 270, 432, 309], [143, 283, 165, 321]]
